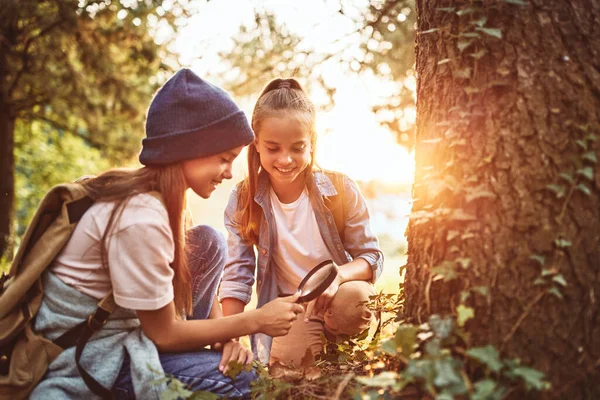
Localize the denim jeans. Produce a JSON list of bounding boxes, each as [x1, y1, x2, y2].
[[111, 225, 257, 399]]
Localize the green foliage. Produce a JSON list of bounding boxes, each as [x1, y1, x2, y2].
[[13, 120, 109, 238]]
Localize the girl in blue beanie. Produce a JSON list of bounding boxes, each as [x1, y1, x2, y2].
[[31, 69, 303, 400], [219, 78, 384, 366]]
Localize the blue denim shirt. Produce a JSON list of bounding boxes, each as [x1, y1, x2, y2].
[[219, 170, 383, 362]]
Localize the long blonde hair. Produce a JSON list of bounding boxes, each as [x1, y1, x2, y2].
[[81, 165, 191, 316], [238, 78, 317, 245]]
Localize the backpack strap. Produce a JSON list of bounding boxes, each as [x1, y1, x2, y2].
[[323, 172, 346, 243], [53, 293, 116, 399]]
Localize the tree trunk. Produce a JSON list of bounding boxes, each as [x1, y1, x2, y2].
[[407, 0, 600, 397], [0, 103, 15, 261]]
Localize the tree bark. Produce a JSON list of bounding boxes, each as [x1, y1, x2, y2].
[[407, 0, 600, 397], [0, 104, 15, 261]]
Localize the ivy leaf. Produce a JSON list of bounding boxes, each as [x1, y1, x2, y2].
[[529, 254, 545, 266], [438, 7, 456, 12], [546, 184, 566, 198], [433, 358, 465, 389], [189, 391, 221, 400], [582, 151, 597, 163], [475, 27, 503, 39], [457, 39, 474, 52], [510, 367, 550, 390], [467, 345, 503, 372], [356, 371, 399, 387], [577, 166, 594, 181], [552, 274, 567, 287], [470, 16, 488, 27], [504, 0, 528, 5], [456, 7, 474, 16], [460, 290, 471, 303], [395, 325, 418, 356], [555, 239, 572, 248], [456, 258, 471, 269], [473, 379, 505, 400], [470, 49, 488, 59], [575, 139, 588, 150], [472, 286, 489, 296], [438, 58, 452, 65], [447, 230, 460, 241], [460, 31, 481, 38], [456, 304, 474, 327], [548, 287, 564, 299], [421, 28, 439, 34], [454, 67, 473, 79], [576, 183, 591, 196], [429, 315, 454, 339]]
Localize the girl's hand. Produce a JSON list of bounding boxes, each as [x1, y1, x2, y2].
[[217, 340, 253, 375], [257, 293, 303, 336], [304, 273, 342, 321]]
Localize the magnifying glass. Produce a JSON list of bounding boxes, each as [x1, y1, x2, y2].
[[295, 260, 339, 303]]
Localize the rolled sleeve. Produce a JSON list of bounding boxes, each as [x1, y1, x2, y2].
[[218, 187, 258, 305], [341, 175, 384, 283]]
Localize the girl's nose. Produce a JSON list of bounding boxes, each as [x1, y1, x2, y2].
[[278, 154, 292, 165]]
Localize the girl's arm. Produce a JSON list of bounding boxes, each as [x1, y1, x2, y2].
[[137, 294, 302, 353], [209, 294, 224, 319], [338, 174, 384, 282], [219, 186, 258, 308]]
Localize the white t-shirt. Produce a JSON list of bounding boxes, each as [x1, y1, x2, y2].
[[269, 188, 333, 294], [50, 193, 175, 310]]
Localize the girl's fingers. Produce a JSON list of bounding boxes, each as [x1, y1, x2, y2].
[[246, 349, 254, 365], [237, 347, 248, 365], [219, 344, 233, 372]]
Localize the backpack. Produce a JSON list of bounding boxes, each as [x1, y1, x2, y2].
[[0, 183, 116, 399]]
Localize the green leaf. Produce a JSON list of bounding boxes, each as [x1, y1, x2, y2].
[[470, 16, 488, 27], [433, 358, 465, 389], [425, 337, 441, 356], [456, 7, 474, 16], [576, 183, 591, 196], [559, 172, 574, 183], [472, 379, 505, 400], [577, 166, 594, 181], [529, 254, 545, 266], [546, 184, 566, 198], [456, 304, 474, 327], [533, 277, 547, 286], [548, 287, 564, 299], [467, 345, 503, 372], [429, 315, 454, 339], [456, 258, 471, 269], [457, 39, 474, 52], [355, 371, 399, 387], [189, 391, 221, 400], [582, 152, 598, 163], [475, 27, 503, 39], [421, 28, 440, 34], [555, 239, 572, 248], [510, 366, 550, 390], [472, 286, 489, 297], [575, 139, 588, 150], [552, 274, 567, 287], [432, 262, 459, 282], [395, 325, 418, 356], [470, 49, 488, 59], [504, 0, 528, 5], [381, 338, 398, 355], [438, 7, 456, 12], [437, 58, 452, 65], [446, 230, 459, 241], [460, 290, 471, 303]]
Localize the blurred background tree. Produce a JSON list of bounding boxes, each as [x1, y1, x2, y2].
[[217, 0, 416, 146], [0, 0, 191, 259]]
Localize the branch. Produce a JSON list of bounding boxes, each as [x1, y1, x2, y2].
[[23, 112, 104, 150], [7, 13, 66, 98]]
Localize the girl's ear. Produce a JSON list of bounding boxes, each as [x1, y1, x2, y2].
[[253, 138, 260, 153]]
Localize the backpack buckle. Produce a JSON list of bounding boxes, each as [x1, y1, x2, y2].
[[87, 309, 109, 331]]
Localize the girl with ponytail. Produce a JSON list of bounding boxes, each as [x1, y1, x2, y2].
[[219, 78, 384, 366]]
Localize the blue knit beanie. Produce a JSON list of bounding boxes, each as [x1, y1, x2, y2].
[[139, 68, 254, 166]]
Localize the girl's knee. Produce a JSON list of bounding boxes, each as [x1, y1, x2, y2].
[[324, 281, 376, 336], [187, 225, 227, 264]]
